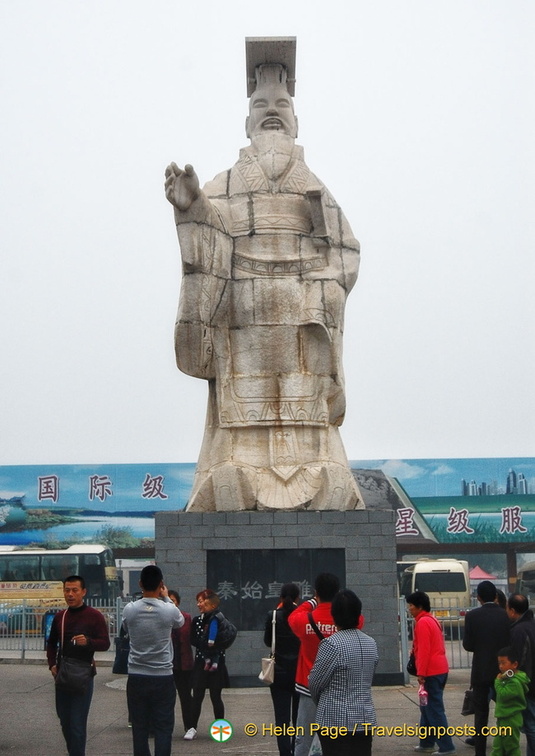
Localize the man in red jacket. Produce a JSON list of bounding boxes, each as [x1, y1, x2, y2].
[[288, 573, 340, 756]]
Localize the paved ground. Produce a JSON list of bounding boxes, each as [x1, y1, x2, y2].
[[0, 657, 516, 756]]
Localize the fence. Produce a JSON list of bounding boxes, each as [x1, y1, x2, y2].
[[0, 597, 473, 670], [0, 598, 125, 660], [399, 597, 473, 681]]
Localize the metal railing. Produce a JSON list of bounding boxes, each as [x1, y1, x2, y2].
[[399, 597, 472, 681], [0, 598, 125, 660], [1, 596, 473, 671]]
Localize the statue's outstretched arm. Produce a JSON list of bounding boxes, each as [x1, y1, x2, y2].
[[164, 162, 223, 229]]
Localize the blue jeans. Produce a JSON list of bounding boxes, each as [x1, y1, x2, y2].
[[418, 674, 455, 753], [55, 677, 94, 756], [294, 693, 322, 756], [127, 674, 176, 756]]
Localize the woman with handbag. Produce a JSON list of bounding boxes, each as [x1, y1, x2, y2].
[[263, 583, 301, 756], [407, 590, 456, 756]]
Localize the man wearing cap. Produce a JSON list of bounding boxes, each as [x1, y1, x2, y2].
[[165, 38, 362, 513]]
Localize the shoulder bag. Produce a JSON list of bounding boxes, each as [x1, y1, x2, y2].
[[462, 688, 475, 716], [55, 610, 95, 695], [258, 610, 276, 685], [112, 625, 130, 675]]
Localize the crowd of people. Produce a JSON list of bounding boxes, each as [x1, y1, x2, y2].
[[45, 571, 535, 756], [46, 569, 377, 756], [407, 580, 535, 756], [46, 567, 237, 756]]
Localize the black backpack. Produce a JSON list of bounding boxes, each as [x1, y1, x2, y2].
[[214, 612, 237, 650]]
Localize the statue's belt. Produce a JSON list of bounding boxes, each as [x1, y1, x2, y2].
[[233, 252, 325, 276]]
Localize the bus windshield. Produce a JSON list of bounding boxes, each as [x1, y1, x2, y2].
[[516, 564, 535, 597], [414, 572, 467, 593]]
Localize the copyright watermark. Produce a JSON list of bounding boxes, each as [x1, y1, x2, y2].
[[242, 723, 512, 739]]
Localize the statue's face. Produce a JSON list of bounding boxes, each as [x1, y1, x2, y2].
[[246, 84, 298, 139]]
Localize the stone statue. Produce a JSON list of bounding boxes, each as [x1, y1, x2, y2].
[[165, 37, 363, 512]]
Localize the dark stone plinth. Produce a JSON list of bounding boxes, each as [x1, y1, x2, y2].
[[155, 509, 402, 686]]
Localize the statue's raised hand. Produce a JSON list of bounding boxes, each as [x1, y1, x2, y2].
[[165, 162, 200, 211]]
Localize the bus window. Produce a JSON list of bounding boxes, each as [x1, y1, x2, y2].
[[0, 556, 40, 581], [81, 562, 103, 598], [18, 556, 40, 581], [41, 555, 79, 581], [101, 549, 115, 568], [0, 556, 13, 580]]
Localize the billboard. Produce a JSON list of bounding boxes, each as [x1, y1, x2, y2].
[[0, 463, 195, 547], [1, 458, 534, 547], [352, 457, 535, 544]]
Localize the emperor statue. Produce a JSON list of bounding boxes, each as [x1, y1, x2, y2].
[[165, 37, 364, 512]]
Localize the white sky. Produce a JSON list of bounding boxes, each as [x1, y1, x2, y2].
[[1, 0, 534, 466]]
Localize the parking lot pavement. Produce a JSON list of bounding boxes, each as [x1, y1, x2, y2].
[[1, 663, 514, 756]]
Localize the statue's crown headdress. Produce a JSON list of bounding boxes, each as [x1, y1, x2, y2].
[[246, 36, 296, 97]]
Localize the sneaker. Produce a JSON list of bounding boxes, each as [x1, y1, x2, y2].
[[183, 728, 197, 741], [432, 750, 456, 756], [414, 748, 434, 753]]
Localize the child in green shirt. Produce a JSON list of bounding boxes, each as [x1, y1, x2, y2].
[[491, 646, 530, 756]]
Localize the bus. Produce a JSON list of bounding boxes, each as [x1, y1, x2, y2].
[[398, 558, 471, 637], [0, 544, 120, 603]]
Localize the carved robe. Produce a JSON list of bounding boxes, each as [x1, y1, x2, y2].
[[174, 144, 363, 511]]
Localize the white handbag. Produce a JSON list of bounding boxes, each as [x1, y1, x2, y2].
[[258, 610, 276, 685]]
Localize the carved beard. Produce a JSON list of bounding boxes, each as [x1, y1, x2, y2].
[[250, 132, 296, 182]]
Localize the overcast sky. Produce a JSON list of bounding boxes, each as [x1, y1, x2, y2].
[[1, 1, 534, 467]]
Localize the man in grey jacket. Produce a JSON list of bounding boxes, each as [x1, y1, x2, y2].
[[507, 593, 535, 756], [122, 565, 184, 756]]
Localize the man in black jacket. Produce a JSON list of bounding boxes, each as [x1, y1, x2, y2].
[[507, 593, 535, 756], [463, 581, 510, 756]]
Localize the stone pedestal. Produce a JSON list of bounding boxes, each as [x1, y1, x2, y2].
[[155, 509, 402, 685]]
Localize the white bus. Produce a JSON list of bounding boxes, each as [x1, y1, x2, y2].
[[398, 558, 470, 637], [0, 544, 120, 602]]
